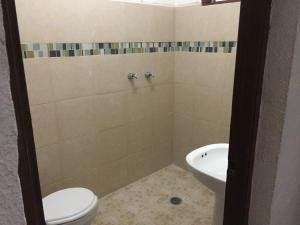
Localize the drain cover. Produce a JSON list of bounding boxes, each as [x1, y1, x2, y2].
[[170, 197, 182, 205]]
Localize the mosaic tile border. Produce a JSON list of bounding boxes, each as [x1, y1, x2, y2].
[[21, 41, 237, 59]]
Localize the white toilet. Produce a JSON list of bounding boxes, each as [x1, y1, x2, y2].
[[43, 188, 99, 225]]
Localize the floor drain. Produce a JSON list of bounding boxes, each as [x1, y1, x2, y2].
[[170, 197, 182, 205]]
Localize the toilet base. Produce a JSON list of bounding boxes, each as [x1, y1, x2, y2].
[[212, 194, 225, 225]]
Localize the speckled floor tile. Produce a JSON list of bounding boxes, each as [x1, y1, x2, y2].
[[92, 164, 215, 225]]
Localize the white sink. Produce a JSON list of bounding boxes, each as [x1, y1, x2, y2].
[[186, 143, 229, 225]]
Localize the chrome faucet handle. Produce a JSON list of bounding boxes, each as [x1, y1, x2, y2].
[[128, 73, 138, 80], [145, 72, 155, 79]]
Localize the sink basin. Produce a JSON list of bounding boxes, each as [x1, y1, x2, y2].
[[186, 143, 229, 225]]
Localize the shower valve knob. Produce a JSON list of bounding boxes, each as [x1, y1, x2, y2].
[[128, 73, 138, 80], [145, 72, 155, 79]]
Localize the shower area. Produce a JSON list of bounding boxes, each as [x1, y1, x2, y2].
[[15, 0, 240, 224]]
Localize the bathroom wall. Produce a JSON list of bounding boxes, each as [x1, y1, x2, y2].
[[249, 0, 300, 224], [0, 1, 26, 224], [270, 10, 300, 224], [16, 0, 240, 197], [15, 0, 175, 197], [173, 2, 240, 168]]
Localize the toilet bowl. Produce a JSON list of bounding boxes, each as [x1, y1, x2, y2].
[[43, 188, 99, 225]]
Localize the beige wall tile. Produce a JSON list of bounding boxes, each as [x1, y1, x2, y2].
[[94, 92, 127, 131], [125, 87, 153, 122], [146, 53, 175, 86], [193, 86, 222, 122], [173, 114, 193, 145], [221, 54, 237, 92], [126, 149, 155, 183], [30, 103, 59, 147], [173, 53, 237, 168], [96, 126, 128, 163], [216, 125, 230, 143], [192, 119, 218, 149], [127, 140, 172, 184], [219, 90, 233, 127], [24, 59, 54, 105], [36, 144, 62, 187], [175, 53, 232, 88], [193, 54, 226, 89], [174, 84, 194, 117], [18, 0, 240, 197], [28, 52, 177, 196], [90, 54, 173, 97], [93, 55, 130, 95], [175, 2, 240, 41], [62, 168, 101, 197], [41, 181, 64, 197], [120, 54, 150, 89], [127, 116, 154, 154], [153, 141, 173, 170], [173, 53, 236, 163], [153, 115, 173, 145], [121, 2, 174, 42], [56, 97, 96, 139], [98, 159, 129, 195], [174, 53, 198, 84], [50, 57, 94, 101], [16, 0, 174, 43], [152, 84, 174, 118], [127, 127, 173, 184], [60, 134, 98, 179], [173, 140, 193, 169]]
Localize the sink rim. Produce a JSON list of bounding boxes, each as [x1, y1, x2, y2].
[[186, 143, 229, 183]]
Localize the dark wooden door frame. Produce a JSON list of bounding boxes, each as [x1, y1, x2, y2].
[[1, 0, 272, 224], [223, 0, 272, 224], [1, 0, 45, 224]]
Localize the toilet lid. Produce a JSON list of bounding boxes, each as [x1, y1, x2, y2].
[[43, 188, 97, 224]]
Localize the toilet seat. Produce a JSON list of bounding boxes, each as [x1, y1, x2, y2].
[[43, 188, 98, 225]]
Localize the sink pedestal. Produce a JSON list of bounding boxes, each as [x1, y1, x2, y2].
[[186, 144, 229, 225], [213, 193, 225, 225]]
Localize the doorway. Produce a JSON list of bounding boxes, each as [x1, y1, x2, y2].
[[1, 0, 272, 224]]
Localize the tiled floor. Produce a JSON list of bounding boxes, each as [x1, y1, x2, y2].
[[92, 164, 215, 225]]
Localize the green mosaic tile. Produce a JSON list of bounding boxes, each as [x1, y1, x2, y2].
[[93, 49, 100, 55], [21, 44, 28, 51], [25, 51, 34, 58], [76, 50, 83, 56], [223, 47, 230, 53], [62, 50, 68, 57], [111, 43, 118, 49], [47, 43, 54, 51]]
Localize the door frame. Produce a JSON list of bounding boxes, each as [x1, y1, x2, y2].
[[1, 0, 45, 224], [1, 0, 272, 224], [224, 0, 272, 224]]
